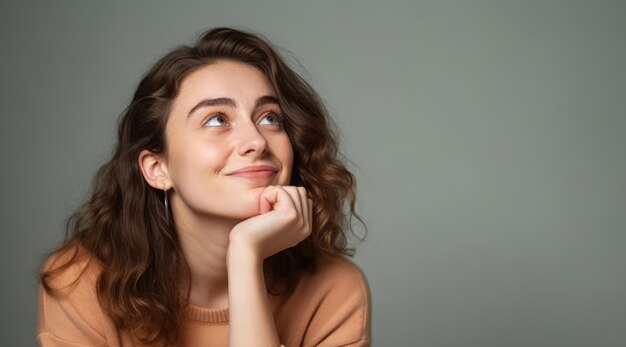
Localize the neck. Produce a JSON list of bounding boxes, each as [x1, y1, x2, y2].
[[173, 202, 239, 309]]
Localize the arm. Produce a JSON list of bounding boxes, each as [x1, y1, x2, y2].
[[227, 185, 312, 347], [227, 244, 280, 347]]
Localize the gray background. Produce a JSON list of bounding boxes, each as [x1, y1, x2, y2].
[[1, 1, 625, 346]]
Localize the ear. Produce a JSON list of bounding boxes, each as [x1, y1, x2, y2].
[[138, 149, 171, 190]]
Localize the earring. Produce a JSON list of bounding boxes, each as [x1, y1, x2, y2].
[[163, 188, 169, 223]]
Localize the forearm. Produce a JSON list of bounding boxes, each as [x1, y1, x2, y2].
[[227, 245, 281, 347]]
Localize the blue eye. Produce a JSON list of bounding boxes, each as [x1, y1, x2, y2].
[[258, 112, 283, 126], [203, 114, 228, 127]]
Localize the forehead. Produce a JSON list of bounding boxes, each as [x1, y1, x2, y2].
[[176, 60, 276, 105]]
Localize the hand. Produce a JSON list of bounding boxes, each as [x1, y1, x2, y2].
[[228, 185, 313, 261]]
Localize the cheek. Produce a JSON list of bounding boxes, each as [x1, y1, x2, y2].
[[281, 139, 294, 184], [174, 141, 227, 172], [270, 133, 293, 172], [167, 139, 230, 197]]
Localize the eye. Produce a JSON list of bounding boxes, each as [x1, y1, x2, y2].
[[203, 113, 229, 127], [258, 112, 283, 126]]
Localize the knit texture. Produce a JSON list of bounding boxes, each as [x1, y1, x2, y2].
[[38, 251, 371, 347]]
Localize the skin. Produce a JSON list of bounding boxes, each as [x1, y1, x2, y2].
[[138, 60, 312, 346]]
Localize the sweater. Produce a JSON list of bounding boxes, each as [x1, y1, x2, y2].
[[38, 250, 371, 347]]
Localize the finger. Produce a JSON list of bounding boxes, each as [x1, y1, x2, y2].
[[297, 186, 307, 202], [307, 198, 313, 236], [259, 186, 274, 214], [262, 185, 297, 213], [283, 186, 303, 219], [259, 185, 280, 214], [259, 185, 294, 214], [297, 187, 309, 226]]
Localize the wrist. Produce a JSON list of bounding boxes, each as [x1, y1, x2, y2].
[[227, 241, 263, 269]]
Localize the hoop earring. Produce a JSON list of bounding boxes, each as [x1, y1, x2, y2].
[[163, 188, 169, 223]]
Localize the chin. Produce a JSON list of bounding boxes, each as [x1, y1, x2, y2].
[[233, 187, 265, 219], [235, 202, 262, 219]]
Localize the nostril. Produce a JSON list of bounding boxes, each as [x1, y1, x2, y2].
[[242, 138, 269, 156], [237, 124, 270, 156]]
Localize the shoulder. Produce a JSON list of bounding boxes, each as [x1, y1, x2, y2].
[[41, 246, 103, 293], [38, 246, 117, 346], [277, 255, 371, 314], [272, 255, 371, 346], [304, 255, 369, 297]]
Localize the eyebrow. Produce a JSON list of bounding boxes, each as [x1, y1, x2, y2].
[[187, 95, 280, 117]]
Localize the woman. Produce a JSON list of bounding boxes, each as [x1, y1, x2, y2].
[[38, 27, 370, 347]]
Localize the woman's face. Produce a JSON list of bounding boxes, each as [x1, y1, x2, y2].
[[163, 60, 293, 221]]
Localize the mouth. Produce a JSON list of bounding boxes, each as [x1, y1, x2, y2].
[[225, 165, 278, 180]]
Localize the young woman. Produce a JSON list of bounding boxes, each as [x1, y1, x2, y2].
[[38, 27, 370, 347]]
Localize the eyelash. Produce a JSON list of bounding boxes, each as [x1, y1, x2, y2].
[[260, 111, 284, 126], [202, 110, 284, 127], [202, 111, 229, 127]]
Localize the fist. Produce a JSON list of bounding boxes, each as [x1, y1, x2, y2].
[[229, 185, 313, 260]]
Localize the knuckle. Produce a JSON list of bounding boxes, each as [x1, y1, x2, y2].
[[302, 227, 311, 236], [286, 209, 298, 222]]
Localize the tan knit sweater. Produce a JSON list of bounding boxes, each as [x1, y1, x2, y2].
[[38, 251, 371, 347]]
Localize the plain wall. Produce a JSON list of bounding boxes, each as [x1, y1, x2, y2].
[[1, 1, 625, 346]]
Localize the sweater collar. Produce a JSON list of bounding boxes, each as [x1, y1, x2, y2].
[[183, 304, 229, 324]]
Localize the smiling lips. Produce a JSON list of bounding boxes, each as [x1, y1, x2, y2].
[[226, 165, 278, 179]]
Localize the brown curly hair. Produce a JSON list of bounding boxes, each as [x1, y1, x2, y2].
[[40, 27, 363, 344]]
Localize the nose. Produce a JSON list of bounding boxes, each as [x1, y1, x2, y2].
[[236, 121, 269, 157]]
